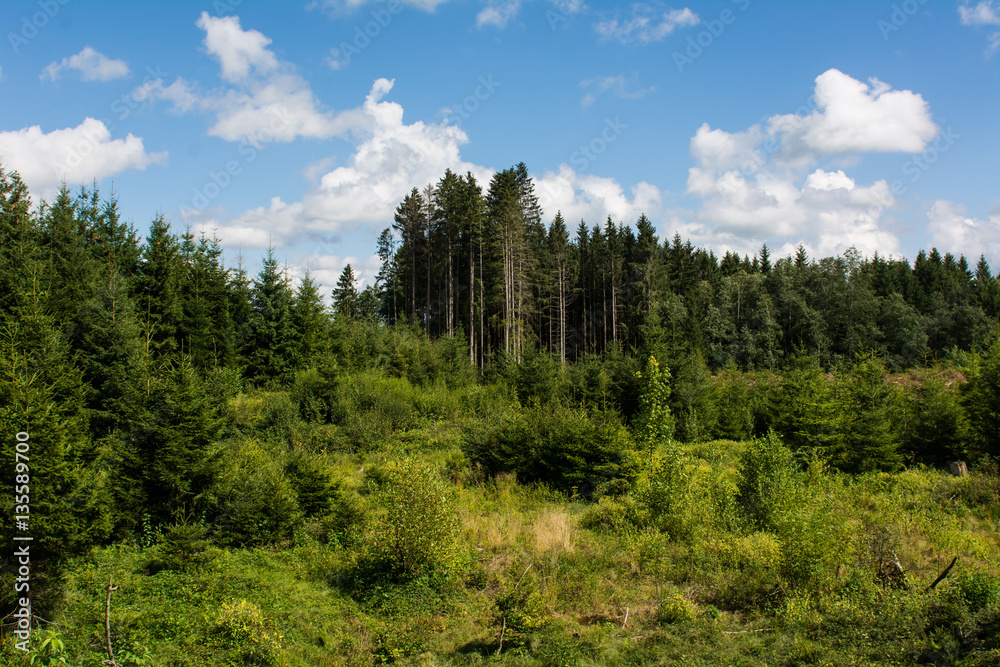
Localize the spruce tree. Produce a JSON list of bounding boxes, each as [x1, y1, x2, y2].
[[247, 248, 295, 384], [333, 264, 359, 319], [136, 215, 183, 360], [963, 333, 1000, 460], [292, 270, 328, 367]]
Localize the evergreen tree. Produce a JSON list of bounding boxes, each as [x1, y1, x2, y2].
[[247, 248, 295, 383], [136, 215, 184, 360], [0, 277, 109, 615], [71, 270, 147, 440], [963, 333, 1000, 460], [123, 359, 224, 525], [292, 270, 328, 366], [0, 163, 35, 321], [333, 264, 359, 319], [830, 354, 903, 472]]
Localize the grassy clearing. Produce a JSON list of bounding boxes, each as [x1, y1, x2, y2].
[[3, 381, 999, 667]]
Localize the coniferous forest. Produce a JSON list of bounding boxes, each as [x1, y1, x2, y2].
[[2, 160, 1000, 665]]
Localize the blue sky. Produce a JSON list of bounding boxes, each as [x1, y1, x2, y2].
[[1, 0, 999, 293]]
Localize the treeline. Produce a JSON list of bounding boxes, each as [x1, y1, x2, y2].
[[376, 163, 1000, 369]]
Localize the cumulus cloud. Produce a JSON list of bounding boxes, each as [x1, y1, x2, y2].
[[928, 200, 1000, 265], [579, 73, 655, 108], [41, 46, 129, 82], [477, 1, 522, 29], [0, 118, 166, 200], [199, 77, 664, 262], [958, 2, 1000, 55], [774, 70, 937, 155], [191, 78, 485, 249], [196, 13, 278, 83], [142, 13, 362, 143], [684, 69, 941, 259], [535, 165, 666, 228], [959, 1, 1000, 25], [594, 4, 698, 44]]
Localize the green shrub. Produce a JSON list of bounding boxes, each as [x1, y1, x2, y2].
[[284, 450, 339, 517], [955, 571, 1000, 612], [463, 402, 637, 496], [368, 459, 462, 577], [211, 439, 301, 547], [493, 566, 548, 651], [634, 445, 693, 539], [657, 593, 698, 624], [147, 519, 214, 574], [736, 430, 797, 532], [214, 599, 284, 666]]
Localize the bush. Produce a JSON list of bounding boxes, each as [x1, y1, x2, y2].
[[657, 593, 698, 624], [210, 439, 301, 547], [954, 571, 1000, 613], [214, 599, 284, 666], [736, 431, 797, 532], [634, 445, 693, 539], [368, 459, 462, 577], [147, 519, 214, 574], [463, 402, 637, 496]]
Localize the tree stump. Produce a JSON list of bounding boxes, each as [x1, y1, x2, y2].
[[948, 461, 968, 477]]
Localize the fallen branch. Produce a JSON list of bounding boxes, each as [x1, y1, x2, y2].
[[722, 627, 773, 635], [102, 575, 119, 667], [495, 617, 506, 657], [925, 556, 958, 592], [621, 606, 630, 630]]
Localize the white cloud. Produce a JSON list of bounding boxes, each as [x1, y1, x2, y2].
[[959, 1, 1000, 25], [192, 78, 486, 249], [477, 1, 522, 29], [309, 0, 447, 14], [928, 200, 1000, 265], [594, 4, 698, 44], [958, 2, 1000, 56], [0, 118, 166, 200], [579, 73, 654, 108], [326, 47, 348, 70], [196, 13, 278, 83], [770, 69, 937, 156], [535, 164, 666, 228], [142, 13, 364, 144], [41, 46, 129, 82], [201, 76, 666, 261], [683, 69, 941, 259]]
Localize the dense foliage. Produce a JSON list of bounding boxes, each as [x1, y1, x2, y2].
[[1, 161, 999, 665]]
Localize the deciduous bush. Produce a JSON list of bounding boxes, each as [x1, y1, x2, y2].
[[368, 458, 462, 577]]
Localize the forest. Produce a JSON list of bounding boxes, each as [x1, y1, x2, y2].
[[1, 158, 1000, 666]]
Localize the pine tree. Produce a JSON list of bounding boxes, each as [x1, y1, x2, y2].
[[229, 252, 254, 369], [963, 333, 1000, 460], [333, 264, 359, 319], [393, 189, 427, 326], [39, 184, 97, 324], [0, 275, 109, 615], [0, 163, 35, 322], [136, 215, 184, 360], [124, 358, 224, 525], [292, 270, 328, 366], [247, 248, 295, 383], [71, 270, 147, 440], [376, 228, 399, 324], [830, 353, 903, 472]]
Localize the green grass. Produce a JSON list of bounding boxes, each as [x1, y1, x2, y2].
[[3, 383, 1000, 666]]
